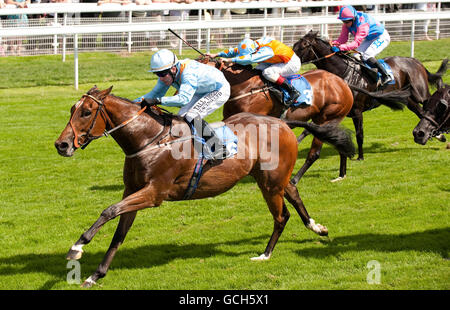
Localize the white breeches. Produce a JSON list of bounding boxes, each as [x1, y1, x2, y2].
[[357, 30, 391, 61], [256, 53, 301, 83], [179, 80, 231, 122]]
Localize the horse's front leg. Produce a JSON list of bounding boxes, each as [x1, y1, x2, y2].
[[82, 211, 137, 288], [66, 186, 165, 285], [296, 129, 310, 144], [352, 113, 364, 160], [407, 98, 425, 120]]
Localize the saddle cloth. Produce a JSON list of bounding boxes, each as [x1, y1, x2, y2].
[[280, 74, 313, 107]]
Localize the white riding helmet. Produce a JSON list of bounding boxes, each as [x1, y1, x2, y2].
[[149, 49, 179, 73]]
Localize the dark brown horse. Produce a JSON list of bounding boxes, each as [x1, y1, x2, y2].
[[197, 56, 354, 183], [413, 84, 450, 145], [293, 31, 448, 160], [54, 86, 355, 287]]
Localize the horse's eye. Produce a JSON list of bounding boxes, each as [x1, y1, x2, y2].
[[81, 110, 92, 117]]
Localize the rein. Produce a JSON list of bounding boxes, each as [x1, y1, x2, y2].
[[212, 58, 274, 102], [228, 85, 274, 102], [71, 93, 201, 158]]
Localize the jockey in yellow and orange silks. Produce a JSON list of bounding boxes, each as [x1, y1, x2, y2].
[[207, 37, 302, 104]]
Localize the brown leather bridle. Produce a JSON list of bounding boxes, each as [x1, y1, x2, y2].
[[69, 94, 146, 150]]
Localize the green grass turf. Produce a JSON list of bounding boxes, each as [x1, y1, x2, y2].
[[0, 39, 448, 290]]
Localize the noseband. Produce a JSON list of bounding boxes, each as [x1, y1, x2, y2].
[[69, 94, 146, 150], [421, 99, 450, 137]]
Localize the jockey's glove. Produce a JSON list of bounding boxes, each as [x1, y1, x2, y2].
[[141, 98, 161, 109], [331, 46, 340, 53]]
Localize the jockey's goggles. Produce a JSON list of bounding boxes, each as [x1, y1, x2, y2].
[[155, 68, 171, 77]]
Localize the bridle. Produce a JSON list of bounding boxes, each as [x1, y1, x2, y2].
[[69, 94, 147, 150], [420, 98, 450, 137], [298, 39, 338, 65]]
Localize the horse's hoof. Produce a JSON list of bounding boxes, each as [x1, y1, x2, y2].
[[66, 245, 83, 260], [250, 253, 271, 261], [317, 225, 329, 236], [436, 134, 447, 142], [330, 175, 346, 183], [81, 276, 96, 288], [307, 219, 328, 236]]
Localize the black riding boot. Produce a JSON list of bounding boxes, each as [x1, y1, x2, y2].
[[185, 115, 229, 160], [280, 80, 301, 105], [366, 57, 393, 86]]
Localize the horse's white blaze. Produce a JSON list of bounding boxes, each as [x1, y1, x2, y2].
[[250, 253, 271, 261]]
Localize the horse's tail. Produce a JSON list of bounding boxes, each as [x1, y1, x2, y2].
[[285, 121, 355, 158], [426, 58, 448, 89], [349, 85, 409, 110]]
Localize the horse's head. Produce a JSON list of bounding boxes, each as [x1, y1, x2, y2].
[[55, 86, 113, 156], [293, 30, 333, 63], [413, 84, 450, 145]]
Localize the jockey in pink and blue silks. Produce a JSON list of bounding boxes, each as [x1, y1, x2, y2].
[[331, 5, 393, 85]]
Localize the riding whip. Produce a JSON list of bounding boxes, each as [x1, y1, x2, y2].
[[168, 28, 205, 56]]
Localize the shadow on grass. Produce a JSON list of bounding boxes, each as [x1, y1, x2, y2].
[[90, 184, 123, 192], [1, 228, 448, 289], [295, 141, 435, 161], [292, 227, 450, 259], [0, 234, 268, 289]]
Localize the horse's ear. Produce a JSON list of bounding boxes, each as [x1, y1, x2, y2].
[[87, 85, 98, 95], [308, 30, 319, 37], [99, 86, 113, 100]]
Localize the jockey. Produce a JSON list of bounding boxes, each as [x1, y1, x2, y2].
[[134, 49, 231, 159], [207, 37, 302, 104], [331, 5, 393, 85]]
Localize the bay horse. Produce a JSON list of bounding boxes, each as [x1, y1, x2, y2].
[[197, 55, 354, 183], [413, 84, 450, 145], [54, 86, 355, 287], [293, 31, 449, 160]]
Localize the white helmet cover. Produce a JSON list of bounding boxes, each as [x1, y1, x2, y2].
[[149, 49, 179, 73]]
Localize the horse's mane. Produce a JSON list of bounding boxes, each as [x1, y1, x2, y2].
[[301, 31, 359, 63], [303, 31, 331, 49]]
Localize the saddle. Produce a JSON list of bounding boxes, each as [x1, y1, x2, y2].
[[348, 54, 395, 88], [261, 75, 313, 109]]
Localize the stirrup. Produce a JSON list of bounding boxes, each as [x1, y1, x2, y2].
[[284, 91, 300, 107], [209, 145, 230, 160], [380, 76, 393, 86]]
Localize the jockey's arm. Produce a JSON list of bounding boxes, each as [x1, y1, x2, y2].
[[231, 47, 274, 65], [217, 47, 239, 58], [159, 72, 197, 107], [338, 23, 369, 51], [332, 24, 350, 46], [134, 79, 170, 103]]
